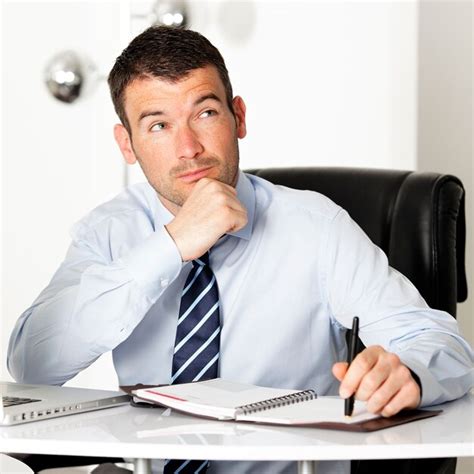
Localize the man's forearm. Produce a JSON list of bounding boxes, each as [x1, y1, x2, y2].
[[7, 227, 182, 385]]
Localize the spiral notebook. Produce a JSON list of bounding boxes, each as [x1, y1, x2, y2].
[[130, 378, 441, 432]]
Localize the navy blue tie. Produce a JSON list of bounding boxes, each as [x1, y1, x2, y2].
[[164, 252, 220, 473]]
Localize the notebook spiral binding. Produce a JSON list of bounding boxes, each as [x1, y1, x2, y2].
[[236, 390, 317, 416]]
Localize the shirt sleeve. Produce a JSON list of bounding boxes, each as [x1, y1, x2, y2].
[[324, 208, 474, 406], [7, 224, 183, 386]]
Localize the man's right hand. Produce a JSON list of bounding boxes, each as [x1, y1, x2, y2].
[[165, 178, 248, 261]]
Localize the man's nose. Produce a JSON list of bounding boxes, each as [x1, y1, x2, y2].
[[175, 126, 204, 159]]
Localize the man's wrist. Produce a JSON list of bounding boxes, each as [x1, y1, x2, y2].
[[409, 368, 423, 403]]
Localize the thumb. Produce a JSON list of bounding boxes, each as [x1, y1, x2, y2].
[[332, 362, 349, 382]]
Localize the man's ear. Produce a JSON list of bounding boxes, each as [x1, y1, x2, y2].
[[113, 124, 137, 165], [232, 96, 247, 139]]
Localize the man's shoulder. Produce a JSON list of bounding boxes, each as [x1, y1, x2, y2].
[[246, 172, 342, 221], [71, 182, 157, 240]]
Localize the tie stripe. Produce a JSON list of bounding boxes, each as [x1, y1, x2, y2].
[[171, 327, 220, 383], [174, 302, 219, 353], [193, 352, 219, 382], [195, 461, 210, 473], [182, 265, 204, 296], [178, 275, 216, 325], [164, 460, 210, 473]]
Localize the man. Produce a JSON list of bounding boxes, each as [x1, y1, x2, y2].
[[8, 26, 473, 474]]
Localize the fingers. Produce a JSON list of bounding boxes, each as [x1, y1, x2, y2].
[[337, 346, 421, 416], [365, 364, 420, 415], [166, 178, 248, 261], [355, 353, 397, 401], [195, 177, 237, 197], [332, 362, 348, 381], [193, 179, 244, 215], [221, 206, 248, 234], [379, 379, 421, 417], [339, 346, 382, 398]]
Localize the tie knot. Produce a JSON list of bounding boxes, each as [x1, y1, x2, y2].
[[193, 252, 210, 268]]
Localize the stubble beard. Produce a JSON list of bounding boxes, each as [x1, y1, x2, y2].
[[137, 145, 240, 212]]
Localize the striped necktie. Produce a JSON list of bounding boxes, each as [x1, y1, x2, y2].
[[164, 252, 220, 474]]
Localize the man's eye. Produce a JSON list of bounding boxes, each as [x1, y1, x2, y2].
[[150, 122, 166, 132], [200, 109, 216, 118]]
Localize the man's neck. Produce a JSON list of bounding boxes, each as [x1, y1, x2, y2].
[[157, 194, 181, 216]]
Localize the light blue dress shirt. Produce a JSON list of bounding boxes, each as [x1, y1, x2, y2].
[[8, 171, 473, 474]]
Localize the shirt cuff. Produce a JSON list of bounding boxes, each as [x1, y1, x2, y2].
[[119, 226, 183, 299], [398, 355, 441, 407]]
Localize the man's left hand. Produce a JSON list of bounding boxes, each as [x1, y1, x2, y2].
[[332, 345, 421, 417]]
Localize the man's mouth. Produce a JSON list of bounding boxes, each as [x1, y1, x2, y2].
[[176, 166, 214, 183]]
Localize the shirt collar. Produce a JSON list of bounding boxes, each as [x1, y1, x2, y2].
[[230, 170, 254, 241], [152, 170, 255, 242]]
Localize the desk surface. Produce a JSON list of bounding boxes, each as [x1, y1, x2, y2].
[[1, 394, 472, 462], [0, 454, 33, 473]]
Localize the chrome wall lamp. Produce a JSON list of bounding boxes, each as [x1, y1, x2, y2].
[[44, 1, 188, 104]]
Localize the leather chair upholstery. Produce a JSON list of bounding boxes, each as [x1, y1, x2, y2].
[[247, 166, 467, 474]]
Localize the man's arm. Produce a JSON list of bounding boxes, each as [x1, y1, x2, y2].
[[326, 209, 473, 414], [7, 224, 183, 385], [7, 178, 247, 386]]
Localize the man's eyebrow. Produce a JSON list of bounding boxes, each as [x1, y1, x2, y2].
[[194, 93, 222, 106], [138, 109, 164, 123], [137, 94, 222, 123]]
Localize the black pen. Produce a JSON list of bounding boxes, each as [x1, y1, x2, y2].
[[344, 316, 359, 417]]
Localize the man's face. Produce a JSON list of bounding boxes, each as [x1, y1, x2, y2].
[[114, 66, 247, 214]]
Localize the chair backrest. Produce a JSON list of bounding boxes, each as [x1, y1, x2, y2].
[[246, 167, 467, 318]]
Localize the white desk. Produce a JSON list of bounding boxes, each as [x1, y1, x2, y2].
[[0, 454, 33, 473], [1, 394, 472, 474]]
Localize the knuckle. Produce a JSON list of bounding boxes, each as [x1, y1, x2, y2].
[[370, 391, 385, 406], [406, 382, 420, 401], [371, 344, 384, 354], [357, 393, 370, 402], [222, 206, 233, 218], [381, 352, 400, 367], [208, 180, 222, 192], [397, 364, 410, 379], [382, 404, 397, 417], [385, 352, 401, 366], [357, 356, 371, 373], [215, 192, 228, 206], [362, 374, 379, 392], [366, 397, 382, 414], [198, 177, 212, 188]]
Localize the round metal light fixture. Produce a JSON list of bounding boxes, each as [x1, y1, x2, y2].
[[149, 0, 188, 28], [44, 1, 190, 104], [44, 50, 98, 104]]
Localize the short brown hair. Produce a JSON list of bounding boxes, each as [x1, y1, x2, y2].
[[108, 26, 234, 133]]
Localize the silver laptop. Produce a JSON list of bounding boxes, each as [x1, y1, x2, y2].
[[0, 381, 130, 426]]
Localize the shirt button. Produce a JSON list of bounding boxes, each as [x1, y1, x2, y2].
[[160, 278, 169, 288]]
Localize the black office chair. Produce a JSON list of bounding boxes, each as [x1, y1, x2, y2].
[[247, 166, 468, 474]]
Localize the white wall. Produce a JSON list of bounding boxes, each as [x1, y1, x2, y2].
[[417, 5, 473, 470], [417, 0, 473, 346], [0, 0, 126, 387]]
